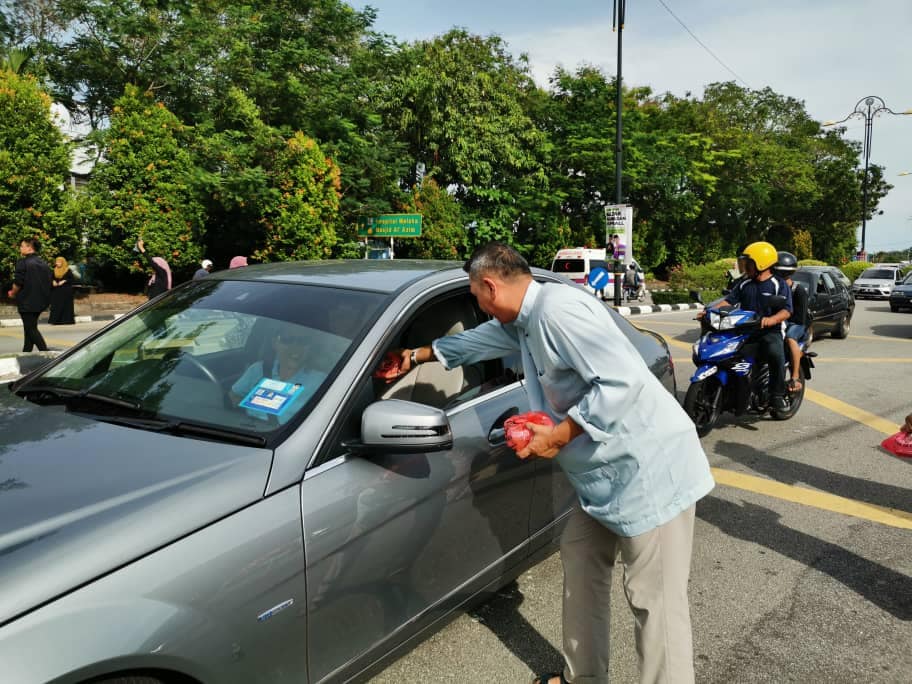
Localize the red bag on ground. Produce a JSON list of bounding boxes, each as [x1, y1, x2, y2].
[[504, 411, 555, 452], [373, 351, 403, 382], [881, 431, 912, 458]]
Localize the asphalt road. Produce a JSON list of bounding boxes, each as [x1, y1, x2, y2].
[[2, 300, 910, 682]]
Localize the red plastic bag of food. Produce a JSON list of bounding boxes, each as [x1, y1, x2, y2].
[[881, 430, 912, 458], [504, 411, 554, 452], [373, 351, 403, 382]]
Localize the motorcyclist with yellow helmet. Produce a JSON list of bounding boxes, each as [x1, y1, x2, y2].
[[709, 241, 793, 411]]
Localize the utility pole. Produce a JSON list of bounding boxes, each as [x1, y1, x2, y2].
[[613, 0, 626, 204]]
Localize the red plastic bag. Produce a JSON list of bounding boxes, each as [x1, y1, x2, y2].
[[504, 411, 555, 452], [881, 430, 912, 458], [373, 351, 403, 382]]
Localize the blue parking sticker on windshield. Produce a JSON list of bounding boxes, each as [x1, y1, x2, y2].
[[239, 378, 305, 416]]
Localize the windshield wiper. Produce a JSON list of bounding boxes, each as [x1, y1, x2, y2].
[[18, 385, 144, 412], [165, 421, 267, 447], [17, 385, 266, 447]]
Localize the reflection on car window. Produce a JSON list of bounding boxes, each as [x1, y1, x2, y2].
[[860, 269, 896, 279], [26, 281, 385, 436], [821, 272, 836, 293]]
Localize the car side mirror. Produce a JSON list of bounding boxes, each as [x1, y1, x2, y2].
[[344, 399, 453, 454]]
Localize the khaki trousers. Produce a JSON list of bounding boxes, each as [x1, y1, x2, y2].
[[559, 504, 696, 684]]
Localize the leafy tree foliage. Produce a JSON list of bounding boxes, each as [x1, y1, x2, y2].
[[394, 179, 464, 260], [84, 85, 204, 281], [0, 69, 70, 275], [254, 131, 341, 262]]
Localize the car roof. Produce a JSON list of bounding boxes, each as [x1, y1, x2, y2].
[[203, 259, 465, 294]]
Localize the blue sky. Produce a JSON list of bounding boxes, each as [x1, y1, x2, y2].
[[357, 0, 912, 255]]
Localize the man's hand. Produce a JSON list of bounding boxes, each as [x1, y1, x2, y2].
[[6, 290, 13, 300], [902, 413, 912, 434], [516, 422, 560, 460], [136, 238, 145, 253]]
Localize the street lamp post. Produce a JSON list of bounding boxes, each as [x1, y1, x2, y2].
[[823, 96, 912, 259]]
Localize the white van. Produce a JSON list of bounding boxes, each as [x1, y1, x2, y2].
[[852, 266, 904, 299], [550, 247, 609, 289], [550, 247, 645, 297]]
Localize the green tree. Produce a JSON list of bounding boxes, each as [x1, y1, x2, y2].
[[0, 68, 70, 275], [380, 30, 548, 236], [254, 131, 341, 262], [393, 179, 464, 260], [84, 85, 204, 280]]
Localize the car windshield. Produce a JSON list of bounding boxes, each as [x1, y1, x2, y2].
[[552, 259, 585, 273], [19, 280, 384, 437], [860, 269, 895, 279], [903, 272, 912, 285]]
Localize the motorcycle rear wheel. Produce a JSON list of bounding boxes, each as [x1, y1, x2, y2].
[[771, 367, 806, 420], [684, 378, 722, 437]]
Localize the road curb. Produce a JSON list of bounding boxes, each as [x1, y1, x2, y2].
[[612, 302, 704, 316], [0, 351, 63, 382], [0, 313, 123, 328]]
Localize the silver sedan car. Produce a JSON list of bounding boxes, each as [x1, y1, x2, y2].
[[0, 261, 675, 683]]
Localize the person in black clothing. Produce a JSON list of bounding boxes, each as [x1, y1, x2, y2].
[[700, 241, 792, 411], [136, 238, 171, 298], [773, 251, 808, 393], [49, 256, 77, 325], [7, 236, 52, 351]]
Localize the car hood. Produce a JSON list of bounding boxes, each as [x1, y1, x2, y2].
[[891, 284, 912, 294], [0, 390, 273, 625]]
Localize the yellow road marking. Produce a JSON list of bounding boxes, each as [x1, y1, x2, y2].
[[849, 334, 912, 343], [0, 328, 74, 348], [803, 389, 898, 436], [814, 357, 912, 363], [711, 467, 912, 530]]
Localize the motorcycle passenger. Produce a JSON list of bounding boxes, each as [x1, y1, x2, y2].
[[623, 263, 641, 301], [701, 241, 793, 411], [773, 251, 808, 393]]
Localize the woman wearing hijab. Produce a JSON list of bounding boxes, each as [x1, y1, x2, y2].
[[136, 239, 172, 298], [229, 255, 248, 269], [48, 256, 76, 325]]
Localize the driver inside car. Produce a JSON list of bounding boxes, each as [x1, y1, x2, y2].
[[230, 330, 327, 423]]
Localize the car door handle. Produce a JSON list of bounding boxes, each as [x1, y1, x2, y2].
[[488, 407, 519, 445]]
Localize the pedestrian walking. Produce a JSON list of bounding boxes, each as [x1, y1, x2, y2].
[[390, 241, 714, 684], [193, 259, 213, 280], [7, 237, 52, 351], [136, 239, 171, 298], [49, 256, 76, 325]]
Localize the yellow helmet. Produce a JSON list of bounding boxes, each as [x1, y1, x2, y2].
[[740, 241, 778, 271]]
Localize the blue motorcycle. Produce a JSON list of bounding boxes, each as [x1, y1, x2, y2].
[[684, 301, 816, 437]]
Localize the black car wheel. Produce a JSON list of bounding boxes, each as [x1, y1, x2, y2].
[[832, 312, 850, 339]]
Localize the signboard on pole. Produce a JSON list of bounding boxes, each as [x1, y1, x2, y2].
[[604, 204, 633, 264], [357, 214, 423, 238]]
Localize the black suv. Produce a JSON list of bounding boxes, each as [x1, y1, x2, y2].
[[791, 266, 855, 340]]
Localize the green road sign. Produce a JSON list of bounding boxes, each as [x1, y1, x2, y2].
[[357, 213, 423, 237]]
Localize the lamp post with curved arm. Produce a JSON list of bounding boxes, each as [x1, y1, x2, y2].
[[823, 96, 912, 259]]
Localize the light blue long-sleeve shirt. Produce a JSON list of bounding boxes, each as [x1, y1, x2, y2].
[[433, 279, 714, 537]]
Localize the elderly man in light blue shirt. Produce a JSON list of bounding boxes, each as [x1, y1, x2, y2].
[[400, 242, 714, 684]]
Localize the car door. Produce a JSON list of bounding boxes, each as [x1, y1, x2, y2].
[[299, 287, 536, 683]]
